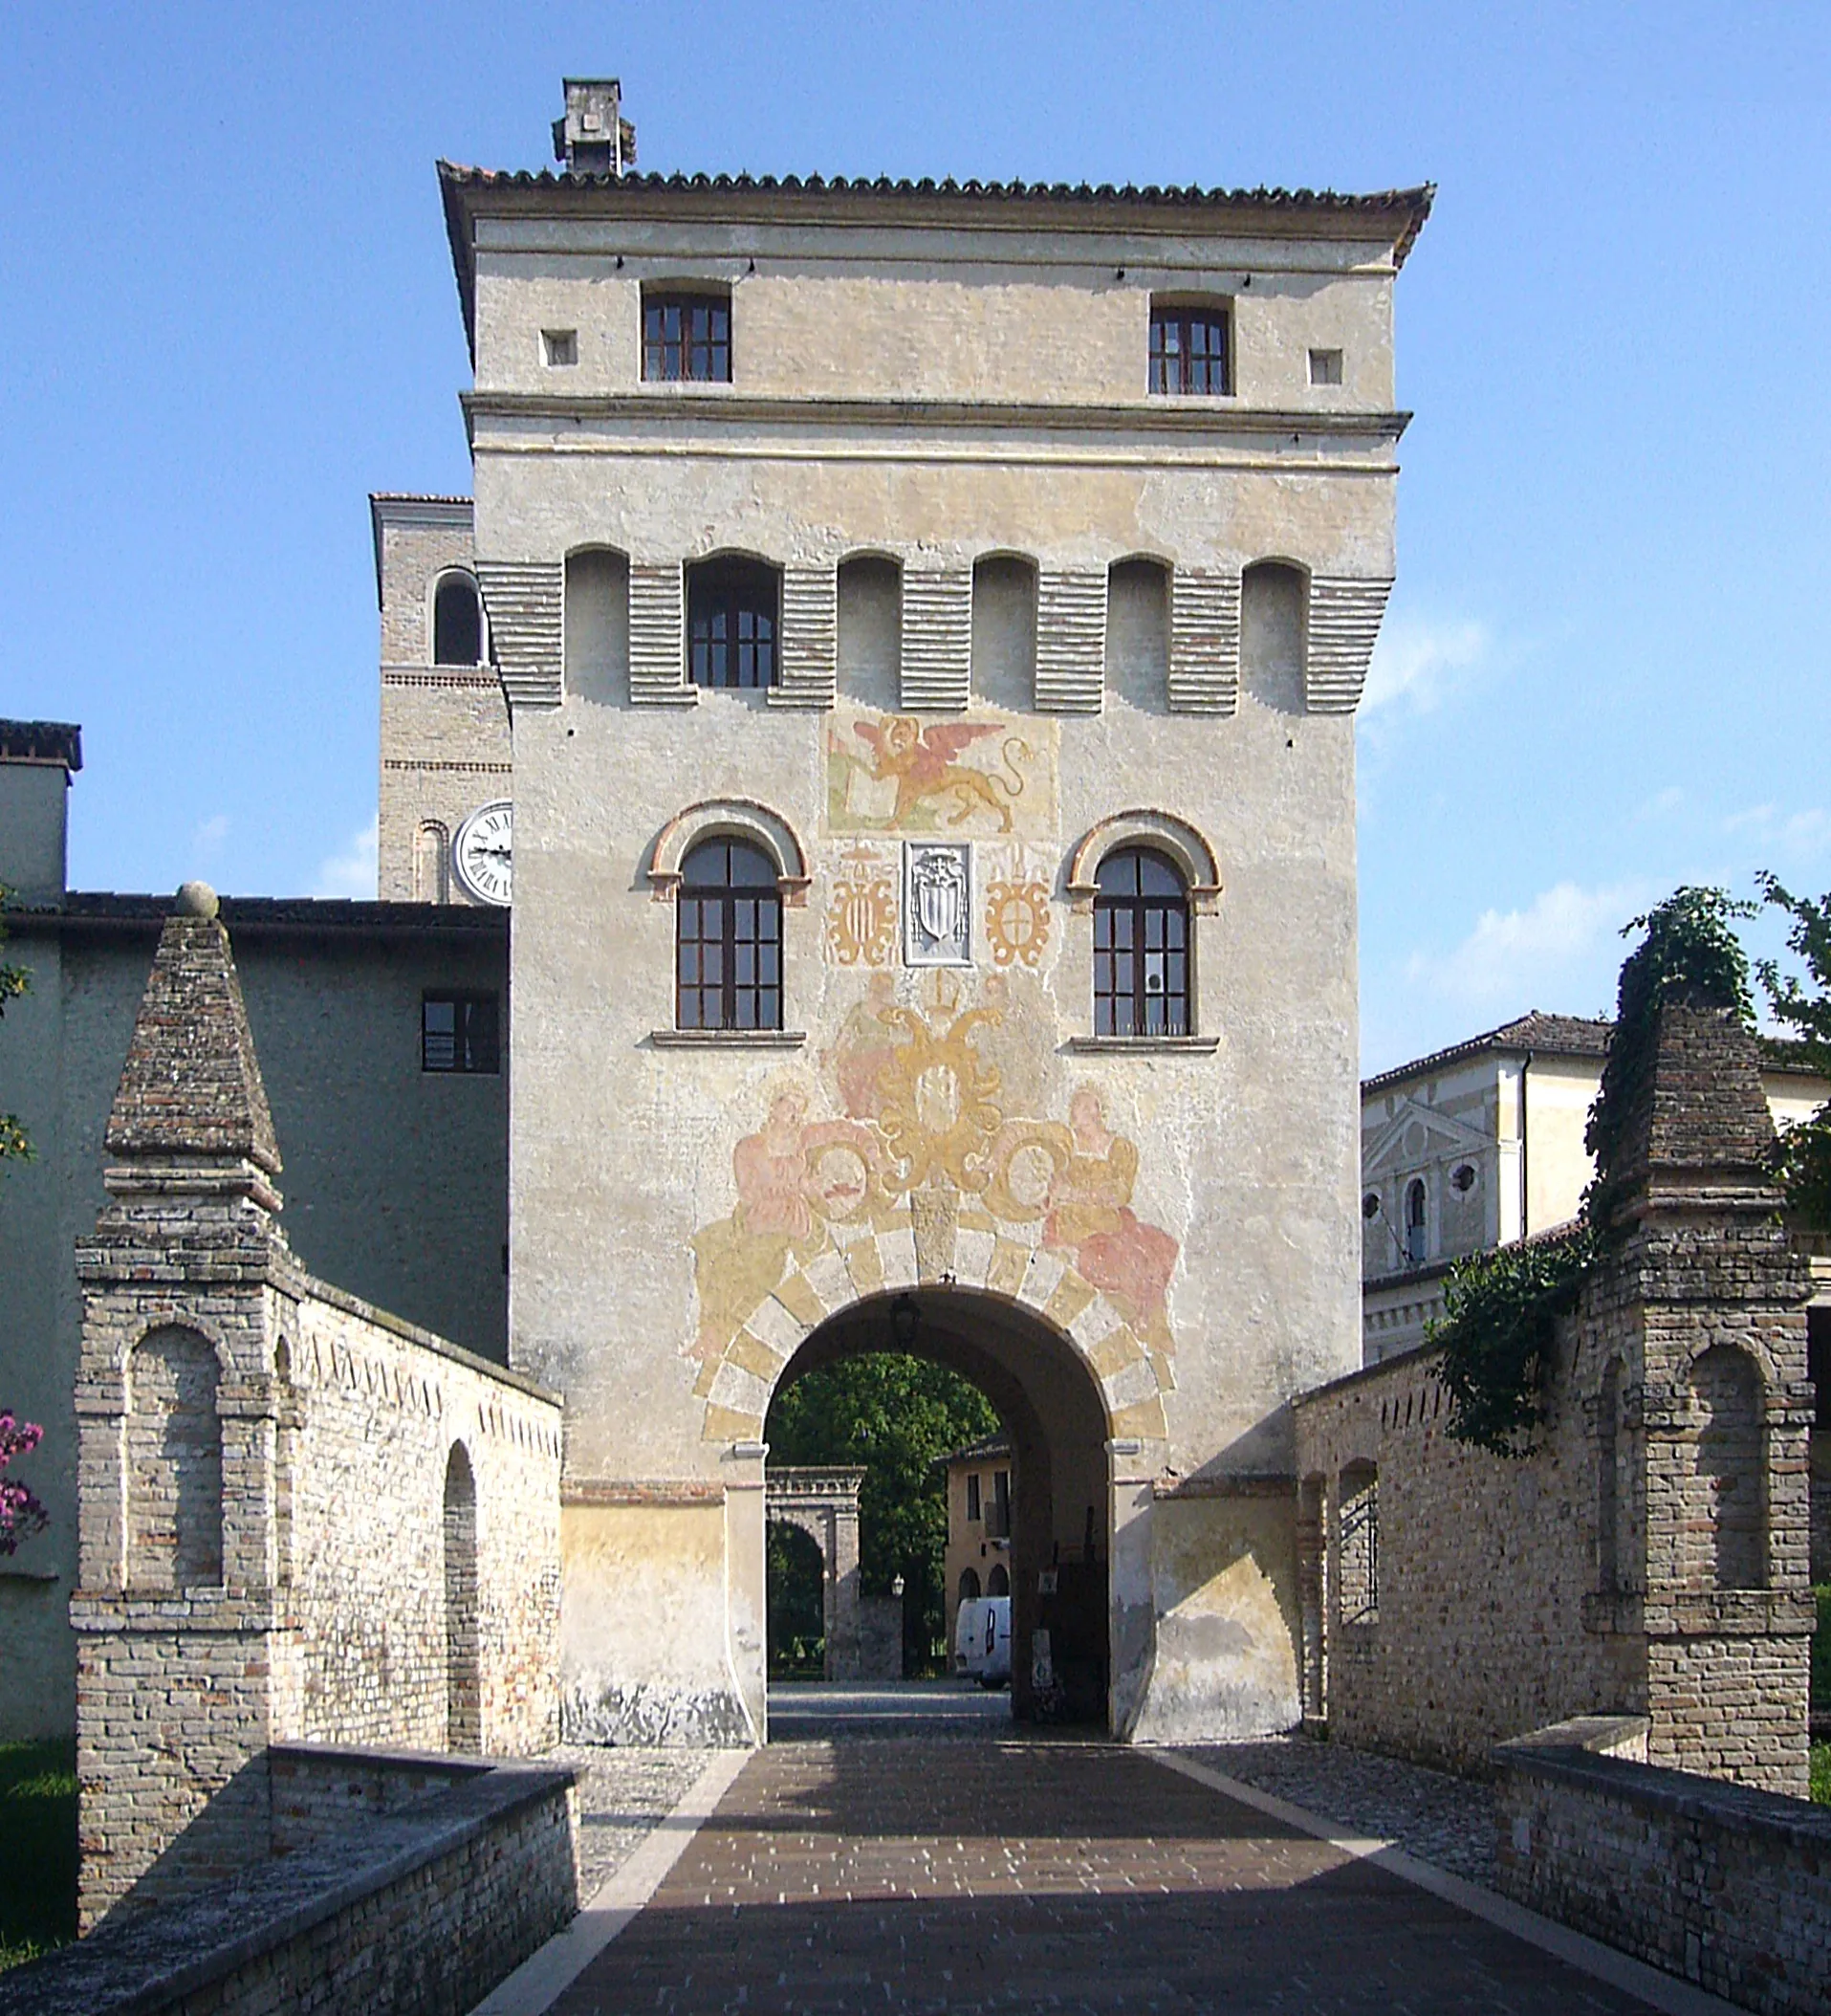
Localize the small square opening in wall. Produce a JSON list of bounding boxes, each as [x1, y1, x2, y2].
[[1308, 347, 1343, 386], [542, 328, 578, 367]]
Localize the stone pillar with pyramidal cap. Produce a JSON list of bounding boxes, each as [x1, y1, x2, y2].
[[70, 883, 299, 1924]]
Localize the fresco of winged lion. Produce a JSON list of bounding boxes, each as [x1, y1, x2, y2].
[[851, 715, 1029, 833]]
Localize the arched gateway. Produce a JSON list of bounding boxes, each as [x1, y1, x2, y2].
[[774, 1289, 1119, 1724]]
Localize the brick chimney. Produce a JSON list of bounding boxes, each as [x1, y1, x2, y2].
[[0, 719, 81, 902], [553, 77, 636, 176]]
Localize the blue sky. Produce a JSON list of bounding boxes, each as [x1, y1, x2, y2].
[[3, 3, 1827, 1073]]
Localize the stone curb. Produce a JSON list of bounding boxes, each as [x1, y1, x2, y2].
[[464, 1748, 749, 2016], [1148, 1749, 1740, 2016]]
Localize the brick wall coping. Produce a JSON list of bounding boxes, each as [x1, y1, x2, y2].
[[283, 1260, 561, 1410], [1291, 1338, 1442, 1411], [5, 894, 508, 942], [1153, 1471, 1297, 1499], [0, 1753, 576, 2016], [1494, 1732, 1831, 1852]]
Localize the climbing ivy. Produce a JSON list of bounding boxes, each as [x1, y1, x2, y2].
[[1432, 1226, 1597, 1457], [1430, 887, 1753, 1457], [1755, 873, 1831, 1232], [1582, 886, 1755, 1225]]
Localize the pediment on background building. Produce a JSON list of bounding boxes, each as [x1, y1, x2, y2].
[[1362, 1097, 1492, 1179]]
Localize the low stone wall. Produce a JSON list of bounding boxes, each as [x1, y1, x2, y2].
[[1494, 1719, 1831, 2015], [0, 1753, 578, 2016]]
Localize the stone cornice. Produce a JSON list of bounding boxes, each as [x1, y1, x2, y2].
[[462, 388, 1411, 447]]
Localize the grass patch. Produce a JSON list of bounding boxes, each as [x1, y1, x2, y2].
[[1814, 1743, 1831, 1807], [0, 1739, 77, 1973]]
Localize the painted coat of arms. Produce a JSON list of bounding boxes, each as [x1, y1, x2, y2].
[[904, 843, 971, 967]]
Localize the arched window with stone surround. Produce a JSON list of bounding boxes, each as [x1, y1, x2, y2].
[[432, 571, 485, 668], [1685, 1345, 1766, 1591], [125, 1326, 223, 1590], [443, 1443, 481, 1752], [677, 838, 782, 1032], [1404, 1178, 1428, 1266], [1093, 847, 1189, 1038]]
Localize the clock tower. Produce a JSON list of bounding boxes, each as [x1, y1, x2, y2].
[[371, 492, 512, 904]]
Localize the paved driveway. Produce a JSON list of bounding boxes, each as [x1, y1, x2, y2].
[[549, 1738, 1667, 2015]]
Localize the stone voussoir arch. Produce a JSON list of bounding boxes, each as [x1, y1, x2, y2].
[[1065, 809, 1223, 914], [696, 1215, 1171, 1449], [647, 798, 812, 909]]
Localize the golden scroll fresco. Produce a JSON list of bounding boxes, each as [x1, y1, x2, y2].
[[825, 709, 1057, 838], [687, 975, 1178, 1383]]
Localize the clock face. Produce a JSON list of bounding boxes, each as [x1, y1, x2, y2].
[[452, 800, 513, 907]]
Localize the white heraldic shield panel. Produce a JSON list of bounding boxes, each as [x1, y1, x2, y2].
[[904, 842, 972, 967]]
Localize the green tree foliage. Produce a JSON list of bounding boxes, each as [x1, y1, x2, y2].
[[765, 1353, 998, 1672], [1756, 874, 1831, 1230], [0, 886, 30, 1165], [1433, 887, 1753, 1457]]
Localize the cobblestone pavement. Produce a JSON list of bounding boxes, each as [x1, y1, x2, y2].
[[550, 1740, 1659, 2014], [553, 1747, 714, 1900], [1179, 1736, 1500, 1889]]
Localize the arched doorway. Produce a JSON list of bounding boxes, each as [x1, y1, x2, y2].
[[762, 1285, 1117, 1728]]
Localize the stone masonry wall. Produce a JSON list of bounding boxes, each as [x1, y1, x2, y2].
[[0, 1755, 578, 2016], [282, 1276, 562, 1756], [1295, 999, 1817, 1797], [73, 901, 563, 1924], [1494, 1730, 1831, 2014], [1292, 1346, 1624, 1773]]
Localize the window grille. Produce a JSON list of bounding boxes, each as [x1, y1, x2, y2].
[[1093, 847, 1189, 1037], [1340, 1471, 1380, 1624], [643, 293, 731, 383], [422, 993, 500, 1074], [676, 839, 782, 1031], [1149, 304, 1231, 396]]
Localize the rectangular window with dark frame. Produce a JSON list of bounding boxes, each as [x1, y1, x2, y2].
[[1093, 848, 1190, 1038], [643, 291, 731, 383], [687, 558, 779, 689], [967, 1474, 982, 1523], [676, 839, 782, 1031], [1149, 302, 1232, 396], [422, 993, 500, 1074]]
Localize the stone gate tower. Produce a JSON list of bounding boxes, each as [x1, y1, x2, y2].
[[441, 84, 1431, 1743]]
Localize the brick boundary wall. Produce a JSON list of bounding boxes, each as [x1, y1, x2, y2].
[[0, 1754, 578, 2016], [71, 904, 565, 1925], [1494, 1720, 1831, 2015], [1292, 997, 1816, 1795]]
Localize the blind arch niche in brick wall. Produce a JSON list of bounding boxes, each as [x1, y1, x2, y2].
[[1684, 1344, 1767, 1592], [125, 1325, 224, 1590]]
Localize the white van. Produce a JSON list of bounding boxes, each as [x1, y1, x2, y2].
[[952, 1596, 1012, 1687]]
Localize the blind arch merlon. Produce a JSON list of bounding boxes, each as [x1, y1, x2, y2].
[[484, 552, 1392, 716]]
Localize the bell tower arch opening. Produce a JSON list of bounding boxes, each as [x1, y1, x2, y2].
[[760, 1285, 1122, 1730]]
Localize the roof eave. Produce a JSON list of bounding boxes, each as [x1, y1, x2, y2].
[[437, 163, 1433, 340]]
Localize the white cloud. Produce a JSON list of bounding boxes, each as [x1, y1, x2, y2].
[[1362, 613, 1490, 715], [191, 813, 230, 853], [313, 818, 378, 900], [1723, 802, 1831, 861], [1632, 785, 1685, 823], [1405, 880, 1646, 1009]]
